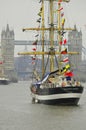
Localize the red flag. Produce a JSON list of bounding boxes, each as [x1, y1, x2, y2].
[[59, 41, 63, 45], [32, 48, 36, 51], [64, 71, 74, 77], [60, 39, 67, 45], [58, 7, 63, 11], [32, 40, 38, 45], [63, 57, 69, 62], [61, 48, 67, 54], [61, 12, 64, 17], [63, 39, 67, 44], [59, 0, 62, 2], [32, 61, 35, 65], [32, 57, 36, 60], [0, 61, 3, 64]]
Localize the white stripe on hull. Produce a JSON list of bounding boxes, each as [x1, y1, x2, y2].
[[32, 93, 82, 100]]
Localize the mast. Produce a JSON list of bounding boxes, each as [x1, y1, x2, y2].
[[58, 1, 62, 74], [49, 0, 54, 72], [41, 0, 45, 77]]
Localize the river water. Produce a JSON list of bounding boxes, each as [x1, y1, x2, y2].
[[0, 81, 86, 130]]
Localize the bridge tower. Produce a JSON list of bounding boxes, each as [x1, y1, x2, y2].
[[68, 25, 82, 70], [1, 24, 18, 82]]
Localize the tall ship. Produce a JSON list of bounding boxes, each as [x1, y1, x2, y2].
[[18, 0, 84, 105]]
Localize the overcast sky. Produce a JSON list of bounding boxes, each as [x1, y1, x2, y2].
[[0, 0, 86, 55], [0, 0, 86, 39]]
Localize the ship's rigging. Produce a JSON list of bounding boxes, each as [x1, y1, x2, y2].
[[18, 0, 78, 78]]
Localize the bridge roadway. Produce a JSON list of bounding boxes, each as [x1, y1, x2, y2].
[[15, 40, 86, 55], [14, 40, 57, 45]]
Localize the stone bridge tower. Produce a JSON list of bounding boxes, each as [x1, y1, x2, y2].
[[68, 25, 82, 70], [1, 24, 18, 82]]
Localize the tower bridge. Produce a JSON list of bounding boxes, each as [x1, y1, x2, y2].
[[15, 40, 86, 60], [82, 46, 86, 60], [14, 40, 57, 45], [1, 24, 86, 81]]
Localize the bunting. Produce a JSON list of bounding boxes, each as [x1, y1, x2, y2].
[[40, 7, 42, 12], [59, 0, 62, 2], [63, 39, 67, 44], [61, 48, 67, 54], [32, 42, 36, 64], [59, 41, 63, 45], [63, 57, 69, 63], [62, 64, 70, 73], [32, 56, 36, 60], [37, 18, 41, 23], [58, 7, 63, 11], [39, 0, 42, 3], [38, 6, 43, 17], [65, 64, 70, 69], [59, 0, 70, 3], [62, 18, 65, 26], [0, 61, 3, 64], [59, 38, 67, 45], [64, 71, 74, 77], [61, 12, 64, 17], [32, 61, 35, 65], [32, 48, 36, 51], [32, 40, 38, 45], [38, 11, 41, 17], [35, 34, 39, 37], [61, 31, 66, 36], [32, 3, 42, 65]]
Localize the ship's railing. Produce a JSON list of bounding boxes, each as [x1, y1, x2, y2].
[[40, 83, 57, 88]]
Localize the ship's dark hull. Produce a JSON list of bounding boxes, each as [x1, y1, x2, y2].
[[31, 86, 84, 105], [38, 98, 79, 105], [0, 80, 10, 85]]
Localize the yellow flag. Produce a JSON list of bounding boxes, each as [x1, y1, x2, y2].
[[65, 64, 70, 69], [62, 18, 65, 26], [38, 6, 43, 17], [62, 64, 70, 73]]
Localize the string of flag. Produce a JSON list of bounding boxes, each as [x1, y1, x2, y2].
[[31, 40, 38, 65], [57, 2, 74, 77], [32, 2, 42, 65]]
